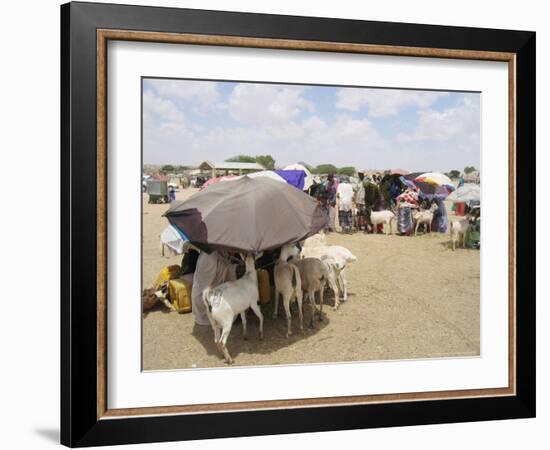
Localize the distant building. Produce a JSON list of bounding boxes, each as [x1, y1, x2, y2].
[[199, 160, 265, 178]]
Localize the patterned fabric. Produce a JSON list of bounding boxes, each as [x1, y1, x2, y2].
[[397, 207, 413, 235], [396, 188, 419, 207], [354, 180, 365, 204], [326, 180, 338, 207], [339, 209, 353, 230]]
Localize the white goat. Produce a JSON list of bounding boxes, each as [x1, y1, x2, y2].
[[370, 210, 395, 235], [202, 253, 264, 364], [273, 244, 304, 337], [413, 203, 439, 236], [302, 231, 327, 248], [449, 219, 469, 250], [318, 254, 348, 310], [288, 256, 329, 326], [301, 244, 356, 308]]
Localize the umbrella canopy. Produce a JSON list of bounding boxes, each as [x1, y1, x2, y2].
[[201, 171, 286, 191], [240, 170, 286, 183], [399, 176, 454, 200], [391, 168, 409, 176], [415, 172, 455, 191], [199, 175, 236, 190], [414, 181, 454, 200], [283, 164, 314, 190], [447, 184, 481, 203], [160, 224, 189, 255], [165, 176, 328, 253]]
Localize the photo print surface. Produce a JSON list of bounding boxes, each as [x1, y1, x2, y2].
[[141, 77, 481, 370]]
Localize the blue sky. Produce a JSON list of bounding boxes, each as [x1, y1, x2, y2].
[[143, 78, 480, 172]]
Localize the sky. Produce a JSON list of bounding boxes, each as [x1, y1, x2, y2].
[[142, 78, 480, 172]]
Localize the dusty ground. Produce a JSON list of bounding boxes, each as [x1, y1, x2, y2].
[[142, 188, 479, 370]]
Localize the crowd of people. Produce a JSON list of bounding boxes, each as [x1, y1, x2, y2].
[[313, 172, 393, 234]]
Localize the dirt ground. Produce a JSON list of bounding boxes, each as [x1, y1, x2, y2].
[[142, 188, 480, 370]]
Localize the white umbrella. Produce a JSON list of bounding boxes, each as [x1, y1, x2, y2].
[[242, 170, 286, 183], [283, 164, 314, 190], [223, 171, 286, 184], [447, 184, 480, 203]]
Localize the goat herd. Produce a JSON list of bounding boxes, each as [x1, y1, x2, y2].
[[202, 232, 356, 365], [201, 203, 474, 365]]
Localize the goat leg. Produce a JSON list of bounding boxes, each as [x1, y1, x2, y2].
[[240, 312, 248, 340], [249, 301, 264, 340], [283, 296, 292, 338], [308, 291, 316, 328], [296, 290, 304, 334], [272, 291, 279, 319], [319, 287, 324, 321], [219, 326, 233, 364]]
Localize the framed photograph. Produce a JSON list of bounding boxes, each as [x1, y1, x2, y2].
[[61, 1, 535, 447]]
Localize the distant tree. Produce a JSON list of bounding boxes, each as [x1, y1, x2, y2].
[[255, 154, 275, 170], [448, 170, 461, 179], [338, 166, 356, 176], [225, 154, 275, 170], [314, 164, 338, 174], [161, 164, 175, 173], [464, 166, 477, 174], [225, 155, 257, 163]]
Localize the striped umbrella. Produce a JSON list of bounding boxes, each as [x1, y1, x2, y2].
[[415, 172, 455, 191]]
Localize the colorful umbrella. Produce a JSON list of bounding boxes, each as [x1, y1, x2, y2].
[[415, 172, 455, 191], [165, 176, 328, 253]]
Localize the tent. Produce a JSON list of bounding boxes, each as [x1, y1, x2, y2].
[[283, 164, 314, 190]]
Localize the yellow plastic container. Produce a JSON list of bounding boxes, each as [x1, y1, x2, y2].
[[168, 277, 193, 314], [154, 265, 180, 289], [257, 269, 271, 304]]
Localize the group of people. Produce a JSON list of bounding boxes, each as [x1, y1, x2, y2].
[[314, 172, 386, 234]]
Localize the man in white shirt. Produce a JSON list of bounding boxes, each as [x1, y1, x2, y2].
[[337, 180, 354, 233]]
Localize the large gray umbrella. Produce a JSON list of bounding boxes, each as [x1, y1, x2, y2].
[[447, 184, 481, 203], [164, 176, 328, 253]]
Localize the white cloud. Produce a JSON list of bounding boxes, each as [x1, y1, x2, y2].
[[142, 90, 184, 125], [397, 96, 480, 143], [228, 84, 313, 125], [146, 79, 223, 112], [142, 80, 479, 171], [336, 88, 447, 117]]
